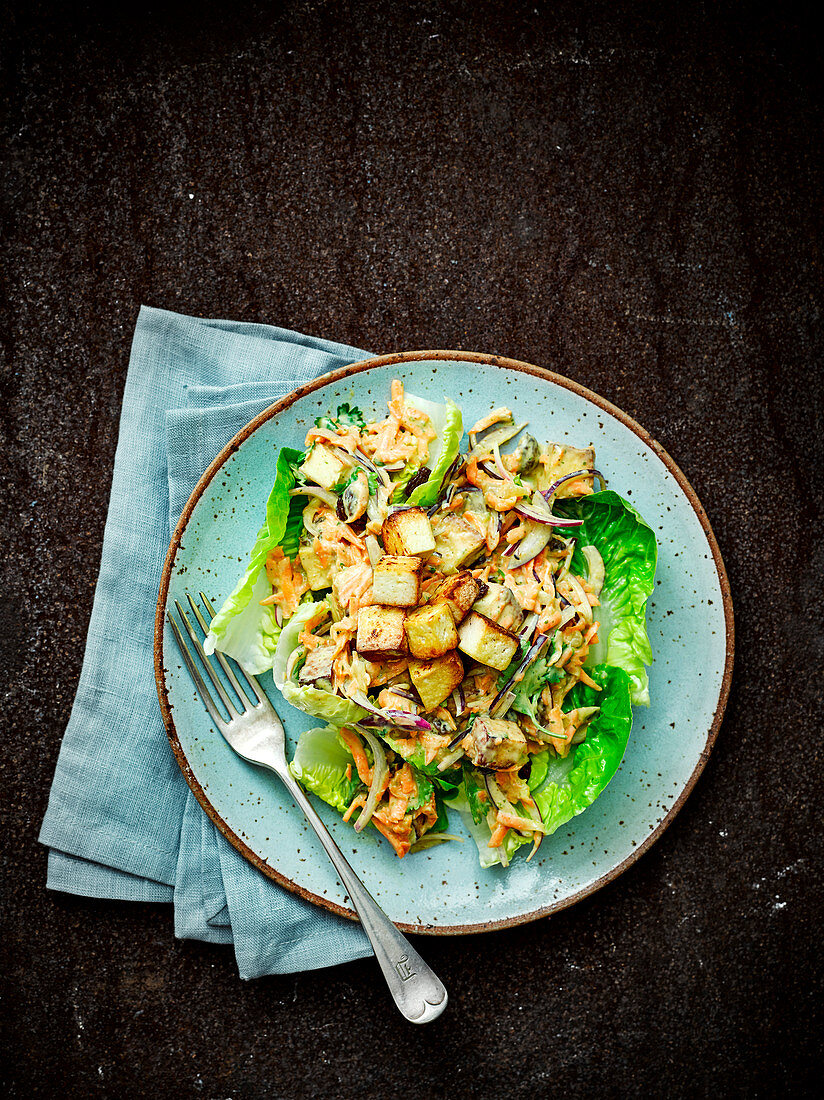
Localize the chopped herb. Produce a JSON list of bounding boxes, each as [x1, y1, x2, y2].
[[314, 403, 366, 431]]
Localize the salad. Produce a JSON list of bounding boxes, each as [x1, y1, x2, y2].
[[205, 380, 657, 867]]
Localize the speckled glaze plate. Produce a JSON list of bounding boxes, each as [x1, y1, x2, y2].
[[155, 352, 733, 934]]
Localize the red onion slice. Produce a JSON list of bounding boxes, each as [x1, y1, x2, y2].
[[542, 468, 605, 502], [513, 491, 584, 528], [492, 443, 511, 482]]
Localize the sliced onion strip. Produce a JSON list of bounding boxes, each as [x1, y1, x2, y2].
[[353, 728, 389, 832], [365, 534, 384, 566], [509, 523, 554, 568], [289, 485, 338, 510], [436, 747, 466, 772]]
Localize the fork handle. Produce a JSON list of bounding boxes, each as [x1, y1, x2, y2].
[[274, 766, 448, 1024]]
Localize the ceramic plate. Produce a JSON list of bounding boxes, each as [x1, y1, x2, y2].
[[155, 351, 734, 934]]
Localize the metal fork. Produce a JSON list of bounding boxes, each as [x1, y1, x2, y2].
[[167, 592, 448, 1024]]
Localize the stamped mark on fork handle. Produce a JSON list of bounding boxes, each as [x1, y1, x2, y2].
[[394, 954, 416, 982]]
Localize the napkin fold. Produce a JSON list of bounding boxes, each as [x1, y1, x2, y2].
[[39, 306, 374, 976]]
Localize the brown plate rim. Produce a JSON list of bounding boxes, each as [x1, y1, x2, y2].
[[154, 349, 735, 935]]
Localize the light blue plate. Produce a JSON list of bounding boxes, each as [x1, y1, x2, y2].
[[157, 352, 733, 934]]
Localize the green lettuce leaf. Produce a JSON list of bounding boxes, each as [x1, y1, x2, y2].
[[532, 663, 633, 835], [557, 490, 657, 705], [445, 766, 533, 868], [282, 683, 369, 725], [289, 725, 361, 813], [397, 393, 463, 507], [204, 446, 305, 673], [446, 783, 532, 869]]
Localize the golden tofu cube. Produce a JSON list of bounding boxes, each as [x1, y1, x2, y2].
[[431, 570, 481, 623], [298, 645, 335, 687], [463, 715, 528, 770], [457, 611, 519, 671], [356, 605, 408, 660], [404, 599, 458, 659], [371, 555, 423, 607], [472, 581, 524, 632], [299, 443, 348, 491], [409, 652, 464, 712], [382, 507, 436, 557], [535, 443, 596, 498], [298, 541, 333, 590], [432, 514, 486, 573]]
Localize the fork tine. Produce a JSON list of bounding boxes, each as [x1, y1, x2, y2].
[[198, 592, 268, 705], [167, 612, 228, 730], [174, 600, 240, 718], [188, 593, 266, 707]]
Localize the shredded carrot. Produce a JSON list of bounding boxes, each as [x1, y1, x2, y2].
[[468, 407, 512, 437], [465, 457, 527, 511], [345, 763, 352, 782], [496, 811, 543, 833], [574, 666, 602, 691], [343, 794, 365, 822], [339, 727, 372, 784], [371, 816, 409, 857], [489, 824, 509, 848]]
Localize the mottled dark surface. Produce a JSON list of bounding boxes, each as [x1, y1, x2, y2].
[[2, 0, 822, 1096]]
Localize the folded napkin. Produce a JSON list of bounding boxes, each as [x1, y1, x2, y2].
[[39, 306, 375, 977]]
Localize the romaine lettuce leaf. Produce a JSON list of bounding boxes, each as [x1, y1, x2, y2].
[[289, 725, 361, 814], [532, 663, 633, 835], [282, 683, 368, 725], [445, 766, 533, 868], [446, 785, 532, 869], [558, 490, 657, 705], [204, 447, 304, 674], [400, 393, 463, 507]]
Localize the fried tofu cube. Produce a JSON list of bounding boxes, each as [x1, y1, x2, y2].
[[298, 541, 334, 590], [404, 600, 458, 659], [457, 611, 519, 671], [432, 514, 486, 573], [381, 507, 436, 557], [535, 443, 596, 498], [371, 555, 423, 607], [430, 571, 481, 623], [356, 605, 408, 660], [409, 651, 464, 712], [299, 444, 348, 491], [463, 715, 528, 770], [472, 582, 524, 632], [298, 645, 335, 688]]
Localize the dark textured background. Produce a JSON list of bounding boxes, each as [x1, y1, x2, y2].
[[2, 1, 822, 1096]]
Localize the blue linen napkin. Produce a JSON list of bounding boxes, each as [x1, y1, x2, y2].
[[39, 306, 374, 977]]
